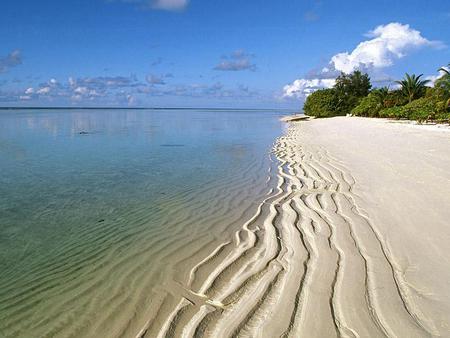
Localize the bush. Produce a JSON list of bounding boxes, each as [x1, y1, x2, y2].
[[303, 88, 338, 118], [402, 97, 437, 122], [428, 76, 450, 113], [351, 93, 382, 117], [383, 89, 408, 108], [302, 70, 372, 117], [379, 106, 407, 119], [379, 96, 438, 122], [435, 112, 450, 122]]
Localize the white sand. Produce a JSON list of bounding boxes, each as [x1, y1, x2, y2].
[[142, 116, 450, 338], [294, 117, 450, 336]]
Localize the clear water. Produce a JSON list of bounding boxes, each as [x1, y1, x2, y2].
[[0, 108, 286, 337]]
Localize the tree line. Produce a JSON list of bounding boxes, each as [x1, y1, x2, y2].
[[303, 64, 450, 123]]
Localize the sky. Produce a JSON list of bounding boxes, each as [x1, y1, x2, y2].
[[0, 0, 449, 109]]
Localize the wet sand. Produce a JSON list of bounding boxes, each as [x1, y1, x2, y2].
[[145, 117, 450, 337]]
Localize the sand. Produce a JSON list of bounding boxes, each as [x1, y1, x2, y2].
[[141, 117, 450, 338]]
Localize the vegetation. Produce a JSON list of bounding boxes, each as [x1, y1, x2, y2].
[[351, 92, 383, 117], [438, 63, 450, 75], [303, 88, 337, 118], [395, 73, 430, 103], [334, 71, 372, 115], [304, 64, 450, 123]]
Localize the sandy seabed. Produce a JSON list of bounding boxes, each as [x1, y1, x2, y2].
[[141, 117, 450, 338]]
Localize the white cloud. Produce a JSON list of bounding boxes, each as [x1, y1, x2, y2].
[[68, 77, 76, 87], [425, 75, 439, 87], [283, 22, 443, 99], [152, 0, 188, 10], [283, 78, 335, 98], [425, 67, 449, 86], [25, 87, 34, 94], [113, 0, 188, 11], [331, 23, 441, 73], [74, 86, 89, 95], [36, 87, 51, 95]]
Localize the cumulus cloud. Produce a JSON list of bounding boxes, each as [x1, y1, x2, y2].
[[214, 50, 256, 72], [283, 22, 443, 99], [0, 50, 22, 73], [283, 79, 335, 98], [331, 23, 442, 74]]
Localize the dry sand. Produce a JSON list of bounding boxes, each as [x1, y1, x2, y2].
[[141, 117, 450, 338]]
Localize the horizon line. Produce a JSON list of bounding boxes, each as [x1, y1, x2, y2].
[[0, 106, 298, 112]]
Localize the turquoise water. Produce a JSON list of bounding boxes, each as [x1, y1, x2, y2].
[[0, 108, 286, 337]]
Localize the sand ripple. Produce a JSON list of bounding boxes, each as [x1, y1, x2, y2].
[[142, 124, 438, 338]]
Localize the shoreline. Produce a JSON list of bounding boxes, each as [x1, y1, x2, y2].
[[143, 116, 450, 337]]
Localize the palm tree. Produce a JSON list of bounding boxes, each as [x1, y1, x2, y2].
[[438, 63, 450, 75], [395, 73, 430, 103], [435, 64, 450, 112]]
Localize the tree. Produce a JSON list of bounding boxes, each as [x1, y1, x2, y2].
[[334, 70, 372, 114], [395, 73, 430, 103], [433, 73, 450, 113], [303, 88, 337, 118], [438, 63, 450, 75], [383, 89, 408, 108], [371, 87, 389, 108]]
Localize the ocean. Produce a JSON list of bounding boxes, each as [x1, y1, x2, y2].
[[0, 108, 287, 337]]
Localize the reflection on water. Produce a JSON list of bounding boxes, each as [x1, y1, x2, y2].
[[0, 108, 285, 337]]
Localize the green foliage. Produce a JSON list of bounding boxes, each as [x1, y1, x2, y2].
[[435, 112, 450, 122], [379, 96, 439, 122], [402, 97, 437, 121], [438, 63, 450, 75], [395, 73, 430, 103], [371, 87, 389, 106], [433, 74, 450, 113], [301, 63, 450, 123], [351, 92, 383, 117], [379, 106, 408, 119], [334, 71, 372, 114], [383, 89, 408, 108], [303, 88, 337, 118]]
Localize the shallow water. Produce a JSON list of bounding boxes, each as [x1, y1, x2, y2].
[[0, 108, 286, 337]]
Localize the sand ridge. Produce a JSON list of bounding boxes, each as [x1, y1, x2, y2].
[[141, 118, 450, 337]]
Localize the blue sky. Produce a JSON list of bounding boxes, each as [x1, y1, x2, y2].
[[0, 0, 449, 108]]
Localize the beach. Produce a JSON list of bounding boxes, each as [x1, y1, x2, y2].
[[2, 111, 450, 337], [146, 117, 450, 337]]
